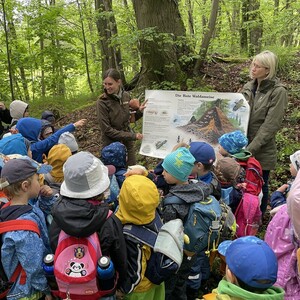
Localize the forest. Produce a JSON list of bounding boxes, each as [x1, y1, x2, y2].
[[0, 0, 299, 103]]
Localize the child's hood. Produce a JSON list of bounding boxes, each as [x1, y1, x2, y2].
[[169, 181, 212, 204], [51, 197, 110, 237], [0, 133, 28, 156], [101, 142, 127, 168], [116, 175, 159, 225], [10, 100, 28, 120], [16, 117, 42, 142]]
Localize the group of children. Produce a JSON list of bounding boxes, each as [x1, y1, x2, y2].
[[0, 112, 299, 300]]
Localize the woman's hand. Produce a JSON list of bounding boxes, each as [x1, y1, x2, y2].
[[135, 132, 143, 140], [139, 99, 148, 112]]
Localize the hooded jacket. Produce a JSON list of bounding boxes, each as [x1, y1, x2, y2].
[[0, 205, 52, 299], [241, 77, 288, 170], [116, 175, 162, 296], [210, 278, 284, 300], [162, 181, 212, 223], [16, 117, 75, 162], [49, 197, 127, 289]]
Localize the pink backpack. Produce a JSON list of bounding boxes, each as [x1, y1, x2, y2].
[[265, 204, 300, 299], [234, 192, 261, 237], [52, 212, 117, 299]]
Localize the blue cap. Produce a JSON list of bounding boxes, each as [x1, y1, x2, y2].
[[162, 147, 195, 182], [218, 130, 248, 155], [189, 142, 215, 164], [218, 236, 278, 290]]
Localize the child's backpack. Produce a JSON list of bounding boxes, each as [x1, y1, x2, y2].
[[237, 157, 264, 196], [0, 219, 40, 299], [163, 195, 222, 255], [123, 212, 184, 285], [234, 192, 262, 237], [52, 211, 116, 300]]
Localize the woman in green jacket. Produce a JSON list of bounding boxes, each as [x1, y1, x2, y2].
[[96, 69, 146, 166], [241, 50, 288, 215]]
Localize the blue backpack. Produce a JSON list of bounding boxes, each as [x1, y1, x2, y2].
[[123, 212, 184, 285], [163, 195, 222, 254]]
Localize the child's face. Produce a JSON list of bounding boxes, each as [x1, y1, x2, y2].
[[290, 163, 297, 177], [191, 162, 205, 177], [162, 169, 180, 184], [28, 174, 41, 198]]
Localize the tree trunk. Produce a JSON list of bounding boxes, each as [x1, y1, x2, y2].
[[194, 0, 220, 73], [1, 0, 14, 100], [132, 0, 188, 88], [95, 0, 125, 83], [248, 0, 263, 55], [240, 0, 249, 53], [76, 0, 94, 93], [8, 20, 30, 101]]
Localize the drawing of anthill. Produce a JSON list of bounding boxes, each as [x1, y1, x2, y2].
[[179, 99, 236, 144]]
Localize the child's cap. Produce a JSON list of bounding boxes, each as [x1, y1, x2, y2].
[[162, 147, 195, 182], [218, 236, 278, 290], [215, 157, 242, 185], [218, 130, 248, 154], [189, 141, 215, 164], [58, 132, 79, 154], [60, 151, 110, 199], [0, 157, 51, 188], [101, 142, 127, 168], [290, 150, 300, 172]]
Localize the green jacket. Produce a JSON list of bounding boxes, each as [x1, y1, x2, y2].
[[211, 278, 284, 300], [241, 78, 288, 170]]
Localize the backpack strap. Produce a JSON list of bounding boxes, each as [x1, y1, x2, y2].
[[123, 212, 162, 248], [163, 195, 185, 206], [0, 220, 40, 285]]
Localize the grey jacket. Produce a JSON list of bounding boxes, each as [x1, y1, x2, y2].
[[241, 77, 288, 170]]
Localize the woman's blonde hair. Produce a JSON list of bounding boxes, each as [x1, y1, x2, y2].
[[250, 50, 278, 80]]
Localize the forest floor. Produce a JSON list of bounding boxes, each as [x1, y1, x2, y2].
[[57, 56, 300, 297]]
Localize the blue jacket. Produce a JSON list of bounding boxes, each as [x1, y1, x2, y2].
[[0, 204, 52, 299], [16, 117, 75, 162], [0, 133, 28, 156]]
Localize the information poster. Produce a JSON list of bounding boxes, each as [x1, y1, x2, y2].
[[139, 90, 250, 159]]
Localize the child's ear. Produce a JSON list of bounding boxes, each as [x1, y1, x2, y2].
[[21, 180, 29, 192], [226, 267, 239, 285]]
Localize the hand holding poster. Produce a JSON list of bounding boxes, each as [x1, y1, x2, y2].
[[139, 90, 250, 159]]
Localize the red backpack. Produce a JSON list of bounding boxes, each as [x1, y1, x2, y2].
[[237, 157, 264, 196]]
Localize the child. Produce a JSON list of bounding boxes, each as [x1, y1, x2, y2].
[[161, 147, 212, 300], [218, 130, 249, 159], [41, 110, 56, 126], [116, 175, 165, 299], [16, 117, 86, 162], [265, 169, 300, 299], [44, 144, 72, 195], [49, 151, 127, 299], [186, 141, 220, 300], [101, 141, 127, 188], [58, 131, 79, 154], [204, 236, 284, 299], [214, 157, 245, 213], [269, 150, 300, 216], [0, 158, 54, 300]]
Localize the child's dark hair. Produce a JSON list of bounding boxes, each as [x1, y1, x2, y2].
[[103, 68, 121, 81], [201, 162, 214, 172]]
